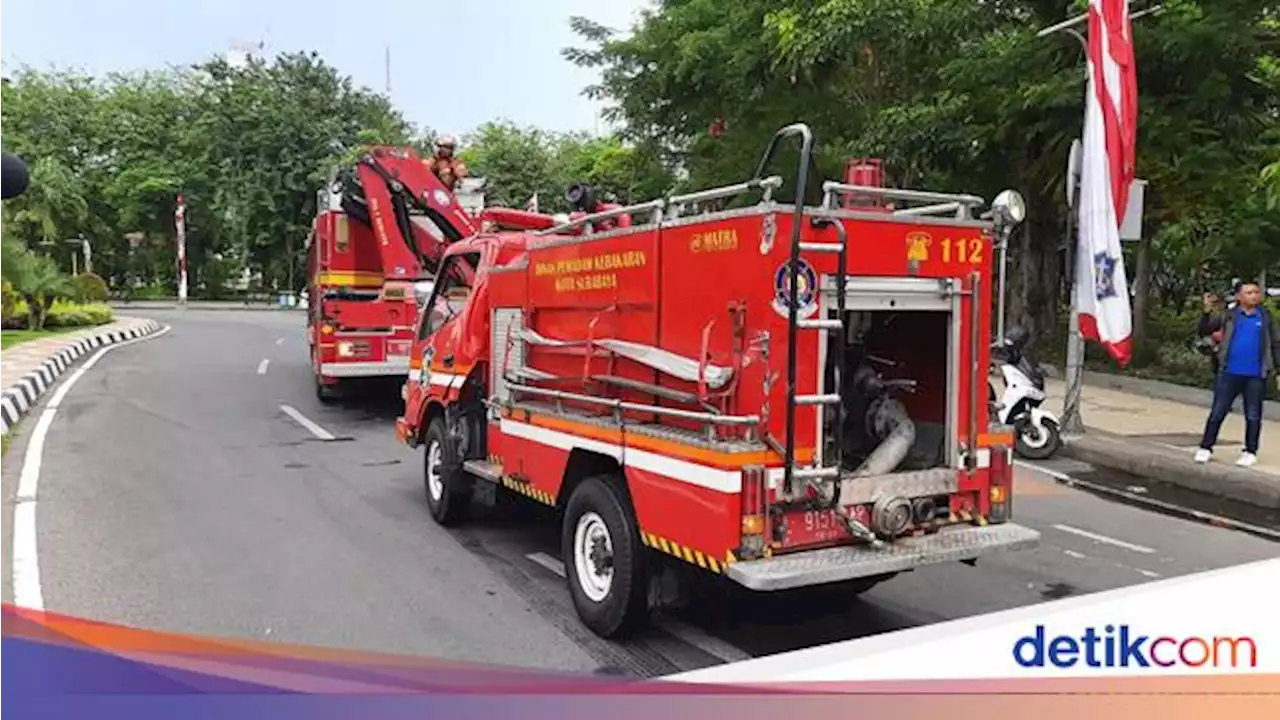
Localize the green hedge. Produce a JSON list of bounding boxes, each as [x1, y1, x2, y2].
[[72, 272, 109, 303], [3, 299, 114, 330]]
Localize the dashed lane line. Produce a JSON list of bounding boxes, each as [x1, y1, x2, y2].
[[1051, 523, 1156, 554], [257, 359, 270, 375], [279, 404, 336, 441]]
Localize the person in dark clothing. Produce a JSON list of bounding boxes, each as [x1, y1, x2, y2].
[[1194, 292, 1225, 375], [1195, 283, 1280, 468]]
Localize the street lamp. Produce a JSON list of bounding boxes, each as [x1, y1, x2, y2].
[[1036, 3, 1164, 437]]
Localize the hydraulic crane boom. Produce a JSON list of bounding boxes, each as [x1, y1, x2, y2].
[[341, 146, 479, 281]]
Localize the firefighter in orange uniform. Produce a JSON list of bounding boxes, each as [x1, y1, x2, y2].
[[425, 134, 467, 191]]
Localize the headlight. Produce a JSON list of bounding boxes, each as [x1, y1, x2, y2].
[[337, 341, 354, 358]]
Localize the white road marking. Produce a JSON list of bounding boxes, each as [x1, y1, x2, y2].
[[526, 551, 566, 577], [1052, 523, 1156, 554], [279, 404, 336, 441], [523, 552, 752, 664], [1015, 460, 1072, 481], [275, 337, 285, 345], [257, 359, 270, 375], [11, 326, 172, 611], [1062, 549, 1087, 560], [1136, 568, 1162, 578]]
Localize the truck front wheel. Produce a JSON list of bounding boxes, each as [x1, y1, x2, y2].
[[423, 417, 470, 526], [562, 476, 650, 638]]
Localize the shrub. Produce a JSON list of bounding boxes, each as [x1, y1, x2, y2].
[[72, 272, 109, 303], [11, 298, 115, 326], [1, 281, 16, 323]]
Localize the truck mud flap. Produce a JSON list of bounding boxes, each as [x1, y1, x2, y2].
[[726, 523, 1040, 591]]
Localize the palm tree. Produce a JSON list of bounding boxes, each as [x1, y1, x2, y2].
[[10, 249, 72, 327]]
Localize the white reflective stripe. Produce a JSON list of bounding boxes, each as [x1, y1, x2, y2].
[[429, 372, 465, 388], [976, 448, 991, 468], [320, 360, 408, 377], [407, 368, 423, 382], [497, 418, 741, 493]]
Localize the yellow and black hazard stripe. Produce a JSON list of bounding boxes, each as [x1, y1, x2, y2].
[[639, 531, 728, 574], [945, 510, 988, 527], [500, 475, 555, 506]]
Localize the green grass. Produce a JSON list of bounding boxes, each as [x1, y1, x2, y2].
[[1, 327, 76, 351], [1, 431, 11, 458]]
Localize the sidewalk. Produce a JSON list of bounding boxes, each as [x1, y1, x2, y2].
[[1044, 376, 1280, 510], [1, 316, 163, 435]]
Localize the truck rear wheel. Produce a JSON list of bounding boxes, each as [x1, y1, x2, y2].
[[315, 374, 339, 404], [423, 417, 470, 526], [562, 475, 650, 638]]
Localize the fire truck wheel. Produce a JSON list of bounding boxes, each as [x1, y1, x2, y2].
[[562, 476, 650, 638], [315, 377, 339, 404], [423, 418, 470, 526]]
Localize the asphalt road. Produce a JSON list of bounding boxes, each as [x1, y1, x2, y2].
[[4, 309, 1277, 676]]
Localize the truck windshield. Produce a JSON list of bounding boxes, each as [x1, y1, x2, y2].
[[420, 252, 481, 339]]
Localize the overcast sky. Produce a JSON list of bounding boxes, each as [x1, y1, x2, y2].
[[1, 0, 652, 135]]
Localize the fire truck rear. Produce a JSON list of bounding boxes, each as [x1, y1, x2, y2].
[[306, 147, 479, 401], [396, 124, 1041, 638]]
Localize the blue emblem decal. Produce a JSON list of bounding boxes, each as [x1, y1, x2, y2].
[[1093, 252, 1118, 300], [771, 259, 818, 319]]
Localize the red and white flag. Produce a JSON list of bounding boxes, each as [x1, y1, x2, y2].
[[1074, 0, 1138, 367], [175, 194, 188, 302], [525, 193, 539, 213]]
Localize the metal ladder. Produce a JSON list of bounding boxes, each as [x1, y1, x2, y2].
[[751, 124, 847, 496], [753, 124, 879, 545]]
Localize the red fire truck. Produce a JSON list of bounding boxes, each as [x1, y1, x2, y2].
[[395, 124, 1041, 638], [305, 147, 480, 401]]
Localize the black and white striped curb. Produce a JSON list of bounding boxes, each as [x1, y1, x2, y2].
[[1, 319, 163, 435]]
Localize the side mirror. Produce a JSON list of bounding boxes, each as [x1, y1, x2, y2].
[[2, 153, 30, 200]]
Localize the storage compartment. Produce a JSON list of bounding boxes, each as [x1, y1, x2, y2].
[[816, 278, 961, 475]]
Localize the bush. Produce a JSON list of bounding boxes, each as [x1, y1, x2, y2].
[[7, 299, 114, 329], [72, 272, 109, 303], [1, 281, 16, 323]]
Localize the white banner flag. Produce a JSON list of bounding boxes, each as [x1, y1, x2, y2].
[[1075, 0, 1138, 367]]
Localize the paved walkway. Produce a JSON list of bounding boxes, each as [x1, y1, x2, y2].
[[4, 320, 142, 382], [1045, 378, 1280, 478]]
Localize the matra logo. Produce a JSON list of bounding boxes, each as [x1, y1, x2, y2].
[[771, 259, 818, 320]]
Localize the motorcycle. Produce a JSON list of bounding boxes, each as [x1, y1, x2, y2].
[[990, 327, 1061, 460]]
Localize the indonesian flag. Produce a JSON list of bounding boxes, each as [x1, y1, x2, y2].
[[525, 193, 539, 213], [1075, 0, 1137, 367]]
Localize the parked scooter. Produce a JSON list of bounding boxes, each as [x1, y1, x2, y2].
[[990, 327, 1061, 460]]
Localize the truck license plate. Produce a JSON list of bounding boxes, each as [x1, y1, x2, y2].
[[776, 506, 870, 549]]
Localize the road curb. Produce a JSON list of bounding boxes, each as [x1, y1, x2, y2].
[[108, 302, 305, 312], [1042, 364, 1280, 421], [0, 318, 164, 435], [1061, 431, 1280, 510]]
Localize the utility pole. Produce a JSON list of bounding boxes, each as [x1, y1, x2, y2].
[[1036, 3, 1163, 437]]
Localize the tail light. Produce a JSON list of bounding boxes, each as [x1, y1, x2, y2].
[[739, 466, 767, 559], [988, 445, 1012, 523]]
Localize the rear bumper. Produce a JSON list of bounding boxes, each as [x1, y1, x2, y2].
[[319, 358, 409, 378], [726, 523, 1040, 591]]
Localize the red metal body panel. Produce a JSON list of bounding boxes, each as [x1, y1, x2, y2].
[[399, 185, 1014, 577]]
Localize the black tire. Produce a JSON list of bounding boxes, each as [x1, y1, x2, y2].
[[316, 377, 339, 404], [561, 476, 650, 638], [423, 417, 471, 526], [1015, 417, 1061, 460]]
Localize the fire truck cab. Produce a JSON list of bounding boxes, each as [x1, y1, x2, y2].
[[396, 124, 1040, 638]]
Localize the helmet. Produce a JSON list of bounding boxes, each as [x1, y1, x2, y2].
[[1002, 325, 1030, 352], [435, 134, 457, 150]]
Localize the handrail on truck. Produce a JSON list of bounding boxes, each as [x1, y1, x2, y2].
[[751, 122, 817, 496], [821, 181, 986, 220]]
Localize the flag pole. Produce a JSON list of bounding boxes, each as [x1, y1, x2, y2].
[[176, 194, 188, 307]]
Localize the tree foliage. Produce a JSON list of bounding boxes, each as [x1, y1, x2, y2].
[[566, 0, 1279, 349]]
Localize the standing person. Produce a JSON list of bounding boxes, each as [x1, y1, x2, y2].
[[1194, 283, 1280, 468], [424, 134, 467, 192], [1194, 292, 1225, 376]]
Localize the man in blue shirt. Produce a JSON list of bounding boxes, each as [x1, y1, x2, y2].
[[1195, 283, 1280, 468]]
